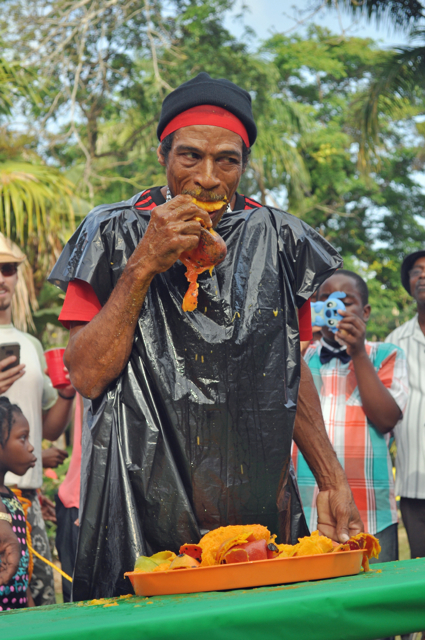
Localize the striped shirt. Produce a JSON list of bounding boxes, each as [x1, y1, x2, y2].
[[292, 339, 408, 535], [386, 315, 425, 499]]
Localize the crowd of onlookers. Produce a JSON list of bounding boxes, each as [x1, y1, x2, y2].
[[0, 232, 424, 610], [295, 257, 425, 568]]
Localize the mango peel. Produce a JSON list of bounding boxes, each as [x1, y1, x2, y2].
[[134, 550, 176, 573]]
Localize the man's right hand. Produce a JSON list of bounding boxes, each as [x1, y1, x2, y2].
[[0, 356, 25, 394], [64, 196, 213, 400], [0, 520, 20, 586], [138, 195, 212, 275]]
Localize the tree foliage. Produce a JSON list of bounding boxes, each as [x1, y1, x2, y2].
[[0, 128, 77, 290]]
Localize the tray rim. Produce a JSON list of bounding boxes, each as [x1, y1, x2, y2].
[[124, 549, 365, 576], [125, 547, 364, 579], [124, 548, 365, 596]]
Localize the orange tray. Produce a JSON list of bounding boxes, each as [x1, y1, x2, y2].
[[125, 549, 364, 597]]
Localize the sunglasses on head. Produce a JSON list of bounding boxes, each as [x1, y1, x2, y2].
[[0, 263, 18, 277]]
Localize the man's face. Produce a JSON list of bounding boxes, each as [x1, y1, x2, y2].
[[318, 273, 370, 344], [409, 256, 425, 304], [157, 125, 245, 227], [0, 263, 18, 312]]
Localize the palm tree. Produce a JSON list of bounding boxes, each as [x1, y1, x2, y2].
[[345, 29, 425, 169], [0, 128, 76, 292], [248, 100, 311, 207], [318, 2, 425, 157], [321, 0, 424, 29], [0, 57, 77, 337], [0, 55, 77, 293]]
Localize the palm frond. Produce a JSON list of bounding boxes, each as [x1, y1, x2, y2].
[[0, 58, 39, 116], [321, 0, 424, 30], [352, 37, 425, 168], [0, 161, 75, 247]]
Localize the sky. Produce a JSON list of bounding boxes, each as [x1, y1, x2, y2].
[[223, 0, 420, 208], [225, 0, 412, 47]]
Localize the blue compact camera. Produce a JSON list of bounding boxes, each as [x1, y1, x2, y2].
[[311, 292, 346, 333]]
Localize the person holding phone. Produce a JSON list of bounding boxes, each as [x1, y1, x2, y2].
[[0, 234, 75, 606]]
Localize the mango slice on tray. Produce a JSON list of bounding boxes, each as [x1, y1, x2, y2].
[[198, 524, 271, 567], [221, 539, 268, 564], [169, 554, 199, 570], [333, 532, 381, 571], [134, 550, 176, 573], [179, 544, 203, 560]]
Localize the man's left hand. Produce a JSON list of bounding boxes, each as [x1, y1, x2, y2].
[[336, 310, 366, 358], [316, 483, 364, 543]]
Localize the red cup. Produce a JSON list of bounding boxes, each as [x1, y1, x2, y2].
[[44, 348, 68, 389]]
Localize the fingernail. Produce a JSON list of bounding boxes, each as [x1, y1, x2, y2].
[[340, 534, 349, 543]]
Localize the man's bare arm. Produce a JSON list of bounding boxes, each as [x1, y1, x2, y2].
[[294, 358, 364, 542], [65, 196, 212, 399], [336, 310, 401, 433]]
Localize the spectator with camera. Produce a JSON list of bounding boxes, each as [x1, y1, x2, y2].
[[293, 269, 408, 563]]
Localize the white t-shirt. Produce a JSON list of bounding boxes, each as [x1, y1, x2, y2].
[[1, 324, 58, 489], [386, 315, 425, 499]]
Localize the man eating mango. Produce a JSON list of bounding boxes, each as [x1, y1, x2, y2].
[[50, 72, 363, 599]]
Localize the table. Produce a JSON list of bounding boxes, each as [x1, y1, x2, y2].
[[2, 559, 425, 640]]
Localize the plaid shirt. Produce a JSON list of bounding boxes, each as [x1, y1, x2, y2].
[[292, 339, 408, 535]]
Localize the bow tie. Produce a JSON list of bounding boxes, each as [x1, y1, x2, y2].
[[319, 344, 351, 365]]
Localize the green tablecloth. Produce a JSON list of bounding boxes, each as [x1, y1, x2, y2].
[[2, 559, 425, 640]]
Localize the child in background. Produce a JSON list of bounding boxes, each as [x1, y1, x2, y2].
[[293, 270, 408, 562], [0, 397, 36, 610]]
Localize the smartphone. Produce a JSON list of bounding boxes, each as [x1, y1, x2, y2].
[[0, 342, 21, 371]]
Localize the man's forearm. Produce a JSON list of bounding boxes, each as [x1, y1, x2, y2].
[[293, 358, 346, 490], [64, 195, 214, 400], [352, 351, 401, 433], [42, 396, 75, 441], [65, 256, 155, 399]]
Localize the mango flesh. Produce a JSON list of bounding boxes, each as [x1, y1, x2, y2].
[[192, 198, 227, 212], [134, 550, 176, 572], [169, 554, 199, 570]]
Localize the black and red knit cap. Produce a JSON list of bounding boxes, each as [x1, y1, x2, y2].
[[157, 72, 257, 147]]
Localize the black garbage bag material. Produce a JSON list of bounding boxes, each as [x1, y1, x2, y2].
[[49, 196, 341, 600]]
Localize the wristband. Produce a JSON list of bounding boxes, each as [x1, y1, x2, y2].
[[0, 512, 12, 525], [58, 391, 76, 400]]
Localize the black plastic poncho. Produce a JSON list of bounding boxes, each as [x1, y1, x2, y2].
[[49, 193, 341, 600]]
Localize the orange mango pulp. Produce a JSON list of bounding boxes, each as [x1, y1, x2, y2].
[[179, 215, 227, 312], [133, 527, 380, 573]]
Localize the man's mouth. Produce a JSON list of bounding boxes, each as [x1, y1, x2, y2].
[[192, 198, 227, 213], [182, 189, 227, 205]]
